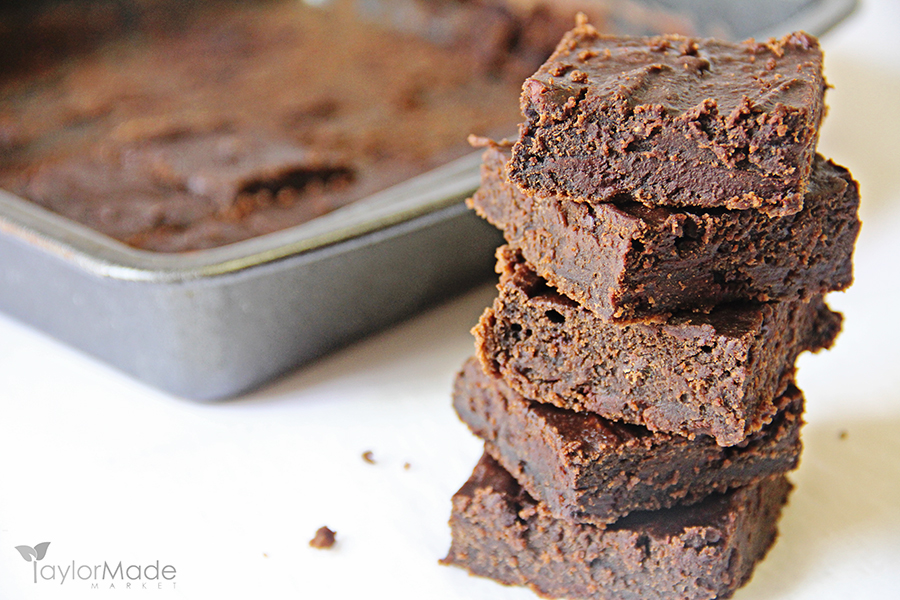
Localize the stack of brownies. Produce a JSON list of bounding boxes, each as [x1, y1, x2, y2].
[[443, 18, 860, 600]]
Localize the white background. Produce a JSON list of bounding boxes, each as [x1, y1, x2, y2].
[[1, 0, 899, 597]]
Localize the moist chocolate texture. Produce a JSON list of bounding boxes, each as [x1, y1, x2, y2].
[[508, 23, 827, 216], [470, 140, 860, 321], [442, 453, 791, 600], [453, 357, 803, 526], [475, 246, 841, 446], [0, 0, 607, 252]]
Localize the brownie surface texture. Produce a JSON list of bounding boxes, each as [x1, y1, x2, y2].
[[442, 453, 791, 600], [475, 247, 841, 446], [508, 23, 826, 216], [453, 357, 803, 525], [471, 141, 859, 321]]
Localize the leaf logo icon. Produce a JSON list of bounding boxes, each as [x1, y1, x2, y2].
[[15, 542, 50, 562]]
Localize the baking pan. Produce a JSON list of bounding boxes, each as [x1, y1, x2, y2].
[[0, 151, 495, 400], [0, 0, 857, 400]]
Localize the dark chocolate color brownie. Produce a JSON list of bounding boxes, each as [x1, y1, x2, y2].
[[442, 453, 791, 600], [470, 140, 860, 321], [453, 357, 803, 525], [475, 247, 841, 446], [508, 21, 827, 216]]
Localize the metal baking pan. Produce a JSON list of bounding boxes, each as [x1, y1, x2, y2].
[[0, 0, 856, 400], [0, 152, 494, 400]]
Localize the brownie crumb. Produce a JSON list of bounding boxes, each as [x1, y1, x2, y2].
[[309, 526, 336, 549], [362, 451, 376, 464]]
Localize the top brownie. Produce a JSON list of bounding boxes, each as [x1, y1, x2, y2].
[[508, 20, 826, 216]]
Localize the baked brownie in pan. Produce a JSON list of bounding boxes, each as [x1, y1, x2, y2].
[[470, 140, 860, 321], [475, 246, 841, 446], [442, 453, 791, 600], [453, 357, 803, 526], [2, 0, 564, 253], [508, 21, 827, 216]]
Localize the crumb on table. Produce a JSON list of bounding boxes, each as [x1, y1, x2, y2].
[[309, 526, 337, 549]]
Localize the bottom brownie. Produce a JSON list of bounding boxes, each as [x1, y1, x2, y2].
[[442, 453, 791, 600], [453, 357, 803, 526]]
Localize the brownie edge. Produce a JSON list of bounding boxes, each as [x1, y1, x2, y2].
[[442, 453, 791, 600]]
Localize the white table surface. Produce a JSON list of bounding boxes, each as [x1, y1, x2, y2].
[[2, 1, 899, 598]]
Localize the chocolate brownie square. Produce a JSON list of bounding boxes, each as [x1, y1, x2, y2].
[[442, 453, 791, 600], [470, 140, 859, 321], [453, 357, 803, 526], [508, 21, 827, 216], [475, 246, 841, 446]]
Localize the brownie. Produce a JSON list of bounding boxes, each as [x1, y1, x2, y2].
[[475, 247, 841, 446], [508, 21, 827, 216], [470, 140, 860, 321], [442, 453, 791, 600], [453, 357, 803, 526]]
